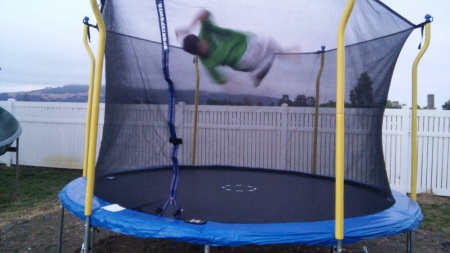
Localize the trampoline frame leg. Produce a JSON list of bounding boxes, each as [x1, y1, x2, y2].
[[362, 242, 369, 253], [406, 231, 415, 253], [336, 240, 343, 253], [57, 204, 65, 253], [6, 137, 20, 194], [14, 138, 19, 193], [82, 217, 92, 253], [90, 226, 95, 252]]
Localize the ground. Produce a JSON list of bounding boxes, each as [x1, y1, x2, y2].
[[1, 208, 449, 253]]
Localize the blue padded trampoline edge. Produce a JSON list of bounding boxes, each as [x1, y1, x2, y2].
[[58, 177, 422, 247]]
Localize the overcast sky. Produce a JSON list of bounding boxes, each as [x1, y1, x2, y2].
[[0, 0, 448, 108]]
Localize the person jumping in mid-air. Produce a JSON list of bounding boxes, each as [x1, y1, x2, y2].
[[176, 9, 280, 87]]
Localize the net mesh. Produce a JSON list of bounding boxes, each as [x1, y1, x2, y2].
[[96, 0, 415, 198]]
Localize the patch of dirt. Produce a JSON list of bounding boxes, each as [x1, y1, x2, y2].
[[1, 209, 449, 253]]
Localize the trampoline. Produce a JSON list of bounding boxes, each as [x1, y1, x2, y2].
[[0, 106, 21, 193], [0, 106, 21, 156], [58, 0, 430, 251], [60, 165, 421, 246]]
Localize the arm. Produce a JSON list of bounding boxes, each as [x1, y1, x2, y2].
[[188, 9, 210, 30], [175, 10, 210, 39]]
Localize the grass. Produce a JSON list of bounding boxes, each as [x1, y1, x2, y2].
[[0, 164, 449, 238], [0, 164, 81, 225], [418, 194, 450, 236]]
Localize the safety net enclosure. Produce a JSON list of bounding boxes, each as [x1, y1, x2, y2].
[[97, 0, 413, 179], [59, 0, 424, 247]]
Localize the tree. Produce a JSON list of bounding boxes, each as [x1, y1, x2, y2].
[[293, 94, 307, 106], [306, 96, 315, 107], [278, 94, 293, 106], [16, 93, 31, 101], [242, 97, 253, 106], [349, 72, 374, 108], [386, 100, 403, 109], [0, 93, 9, 101], [442, 99, 450, 110], [293, 94, 315, 107], [410, 105, 422, 109], [320, 100, 336, 107]]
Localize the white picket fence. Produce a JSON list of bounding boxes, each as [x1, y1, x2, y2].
[[1, 99, 449, 196], [0, 100, 105, 169]]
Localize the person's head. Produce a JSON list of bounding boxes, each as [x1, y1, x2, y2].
[[183, 34, 209, 56]]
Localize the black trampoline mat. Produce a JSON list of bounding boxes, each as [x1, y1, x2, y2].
[[95, 166, 395, 223]]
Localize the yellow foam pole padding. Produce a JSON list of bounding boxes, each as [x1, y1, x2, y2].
[[312, 47, 325, 175], [335, 0, 356, 242], [411, 17, 431, 201], [82, 24, 96, 177], [191, 56, 200, 165], [84, 0, 106, 217]]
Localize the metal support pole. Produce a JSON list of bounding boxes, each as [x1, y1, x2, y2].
[[6, 138, 20, 194], [411, 14, 431, 201], [406, 231, 415, 253], [362, 243, 369, 253], [204, 245, 211, 253], [82, 217, 91, 253], [335, 0, 355, 248], [81, 1, 106, 251], [90, 226, 95, 252], [191, 56, 200, 166], [56, 204, 65, 253], [312, 46, 325, 175], [82, 18, 96, 178], [14, 138, 19, 193], [336, 240, 343, 253]]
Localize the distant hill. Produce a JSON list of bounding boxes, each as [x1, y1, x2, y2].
[[0, 85, 280, 106], [0, 85, 105, 103]]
